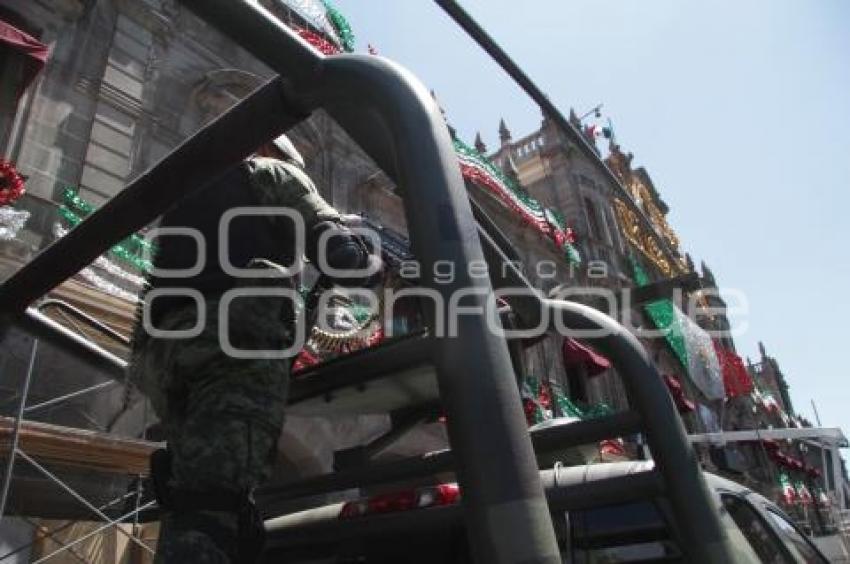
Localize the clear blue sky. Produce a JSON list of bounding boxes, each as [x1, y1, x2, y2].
[[332, 0, 850, 436]]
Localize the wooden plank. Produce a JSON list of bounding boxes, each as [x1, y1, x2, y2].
[[0, 416, 160, 476]]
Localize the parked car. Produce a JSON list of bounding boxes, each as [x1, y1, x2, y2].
[[260, 460, 830, 563]]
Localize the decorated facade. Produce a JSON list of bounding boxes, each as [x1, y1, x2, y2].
[[0, 0, 846, 557]]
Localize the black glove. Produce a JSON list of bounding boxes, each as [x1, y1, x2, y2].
[[307, 221, 383, 287]]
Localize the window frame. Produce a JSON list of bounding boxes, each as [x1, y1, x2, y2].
[[720, 491, 796, 563], [762, 506, 829, 564]]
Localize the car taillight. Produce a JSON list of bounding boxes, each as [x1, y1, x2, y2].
[[339, 483, 461, 519]]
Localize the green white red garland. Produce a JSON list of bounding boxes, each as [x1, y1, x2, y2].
[[321, 0, 354, 52], [59, 188, 153, 272], [454, 138, 580, 264], [281, 0, 341, 46]]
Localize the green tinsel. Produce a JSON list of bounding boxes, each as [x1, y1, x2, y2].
[[553, 391, 614, 420], [322, 0, 355, 52], [455, 138, 581, 265], [454, 138, 544, 214], [58, 206, 152, 273], [579, 402, 615, 419], [630, 256, 689, 369], [62, 187, 155, 257], [553, 392, 584, 419]]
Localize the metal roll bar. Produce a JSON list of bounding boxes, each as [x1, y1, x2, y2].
[[0, 1, 562, 561], [0, 1, 738, 561]]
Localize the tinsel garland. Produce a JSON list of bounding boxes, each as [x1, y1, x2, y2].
[[779, 472, 797, 504], [281, 0, 342, 46], [75, 264, 140, 302], [553, 390, 614, 420], [53, 223, 146, 287], [58, 206, 152, 272], [61, 187, 155, 257], [292, 301, 385, 374], [815, 485, 830, 505], [794, 480, 813, 505], [296, 27, 342, 56], [0, 160, 26, 206], [454, 138, 580, 264], [524, 377, 613, 425], [0, 206, 30, 241], [322, 0, 355, 52], [630, 256, 689, 369]]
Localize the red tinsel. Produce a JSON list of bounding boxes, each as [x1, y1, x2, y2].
[[460, 164, 549, 233], [292, 348, 321, 374], [366, 326, 384, 347], [0, 160, 26, 206], [522, 398, 538, 426], [296, 28, 341, 56], [599, 438, 626, 457], [714, 343, 753, 399]]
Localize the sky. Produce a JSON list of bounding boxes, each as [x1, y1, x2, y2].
[[330, 0, 850, 437]]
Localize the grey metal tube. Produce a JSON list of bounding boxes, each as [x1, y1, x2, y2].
[[0, 340, 38, 519], [16, 308, 127, 379], [260, 410, 640, 502], [316, 58, 561, 564], [476, 224, 733, 560], [0, 77, 306, 314], [433, 0, 681, 270], [181, 2, 561, 562], [37, 299, 130, 347], [543, 299, 736, 563]]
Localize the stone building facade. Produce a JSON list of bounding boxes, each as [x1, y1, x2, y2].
[[0, 0, 845, 556]]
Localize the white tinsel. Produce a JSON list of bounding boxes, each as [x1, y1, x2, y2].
[[76, 265, 140, 303], [53, 223, 146, 288], [279, 0, 341, 45], [0, 206, 30, 241]]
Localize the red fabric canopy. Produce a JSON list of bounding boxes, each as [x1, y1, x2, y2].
[[0, 19, 50, 96], [562, 337, 611, 377]]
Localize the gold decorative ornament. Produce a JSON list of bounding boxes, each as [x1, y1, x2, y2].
[[614, 198, 676, 277]]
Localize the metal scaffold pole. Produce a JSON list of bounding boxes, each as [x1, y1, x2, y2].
[[0, 339, 38, 520]]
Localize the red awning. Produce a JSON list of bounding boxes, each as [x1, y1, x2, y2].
[[0, 19, 50, 95], [562, 337, 611, 377]]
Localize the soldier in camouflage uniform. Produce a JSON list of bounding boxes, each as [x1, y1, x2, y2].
[[129, 135, 378, 563]]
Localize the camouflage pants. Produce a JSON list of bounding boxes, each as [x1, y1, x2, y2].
[[130, 294, 293, 563]]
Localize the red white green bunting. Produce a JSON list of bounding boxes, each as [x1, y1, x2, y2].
[[779, 472, 796, 505], [454, 138, 580, 264], [794, 480, 813, 505], [280, 0, 354, 52]]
